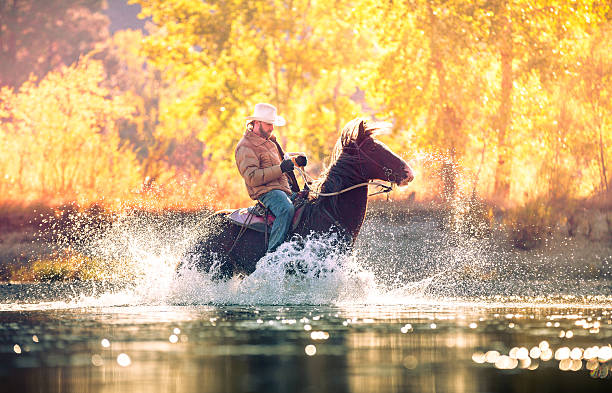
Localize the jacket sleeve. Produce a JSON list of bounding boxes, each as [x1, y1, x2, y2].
[[236, 145, 283, 187]]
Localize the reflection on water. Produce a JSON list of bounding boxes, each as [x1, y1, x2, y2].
[[1, 293, 611, 393]]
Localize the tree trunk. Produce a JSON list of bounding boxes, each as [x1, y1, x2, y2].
[[428, 2, 457, 203], [598, 123, 608, 193], [493, 3, 513, 202]]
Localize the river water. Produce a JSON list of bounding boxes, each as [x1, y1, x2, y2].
[[1, 208, 611, 392], [1, 291, 611, 393]]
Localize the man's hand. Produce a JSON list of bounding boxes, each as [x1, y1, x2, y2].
[[280, 159, 295, 173], [294, 155, 307, 167]]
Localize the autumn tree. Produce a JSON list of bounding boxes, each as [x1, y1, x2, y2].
[[364, 0, 609, 204], [576, 23, 612, 195], [0, 0, 597, 208], [0, 0, 109, 88], [363, 0, 497, 201], [0, 57, 141, 204], [464, 0, 609, 202], [92, 28, 206, 185], [134, 0, 372, 179]]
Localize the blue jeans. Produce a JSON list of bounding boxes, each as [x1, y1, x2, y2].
[[258, 189, 295, 252]]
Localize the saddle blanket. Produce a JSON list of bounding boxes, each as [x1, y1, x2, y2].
[[225, 205, 305, 233]]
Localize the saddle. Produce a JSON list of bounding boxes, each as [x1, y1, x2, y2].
[[224, 194, 308, 233]]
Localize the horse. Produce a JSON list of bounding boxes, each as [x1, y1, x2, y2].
[[180, 118, 414, 278]]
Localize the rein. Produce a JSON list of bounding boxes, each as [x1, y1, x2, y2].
[[295, 166, 393, 197], [311, 180, 392, 197], [295, 136, 400, 198]]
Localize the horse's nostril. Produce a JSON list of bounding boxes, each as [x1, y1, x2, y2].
[[398, 168, 414, 186]]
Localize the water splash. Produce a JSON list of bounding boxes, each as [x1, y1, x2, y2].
[[169, 232, 389, 305]]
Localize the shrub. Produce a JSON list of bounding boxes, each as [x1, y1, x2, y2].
[[506, 197, 558, 250]]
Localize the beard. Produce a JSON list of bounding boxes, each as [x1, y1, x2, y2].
[[255, 122, 272, 139]]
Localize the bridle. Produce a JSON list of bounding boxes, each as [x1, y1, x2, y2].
[[347, 137, 400, 185], [306, 137, 402, 231], [296, 136, 401, 198]]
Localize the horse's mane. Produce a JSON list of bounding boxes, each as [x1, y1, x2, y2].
[[311, 118, 388, 196]]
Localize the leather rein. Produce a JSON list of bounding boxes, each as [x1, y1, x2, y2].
[[298, 138, 398, 198]]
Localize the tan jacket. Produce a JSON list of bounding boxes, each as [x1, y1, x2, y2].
[[235, 131, 291, 200]]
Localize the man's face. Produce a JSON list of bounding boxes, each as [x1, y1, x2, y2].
[[256, 121, 274, 138]]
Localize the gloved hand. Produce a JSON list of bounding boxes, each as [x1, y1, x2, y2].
[[280, 159, 294, 173], [294, 155, 307, 167]]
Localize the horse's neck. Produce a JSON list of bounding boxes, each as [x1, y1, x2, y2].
[[336, 186, 368, 238], [318, 167, 369, 239]]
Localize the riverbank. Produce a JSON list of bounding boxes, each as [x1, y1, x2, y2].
[[358, 201, 611, 297]]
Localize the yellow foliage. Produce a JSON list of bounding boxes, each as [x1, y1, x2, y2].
[[10, 250, 132, 282], [0, 1, 611, 213], [0, 57, 142, 205]]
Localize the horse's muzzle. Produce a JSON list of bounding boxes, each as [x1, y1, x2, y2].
[[398, 165, 414, 186]]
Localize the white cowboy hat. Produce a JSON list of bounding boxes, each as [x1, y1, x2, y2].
[[246, 103, 286, 126]]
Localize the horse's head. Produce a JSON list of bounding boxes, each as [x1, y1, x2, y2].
[[341, 119, 414, 186]]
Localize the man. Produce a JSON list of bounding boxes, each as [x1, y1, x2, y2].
[[235, 103, 297, 253]]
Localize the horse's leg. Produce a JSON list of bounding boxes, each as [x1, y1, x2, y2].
[[290, 222, 353, 277], [229, 229, 268, 275]]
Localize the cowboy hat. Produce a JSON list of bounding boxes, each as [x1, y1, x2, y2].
[[246, 103, 286, 126]]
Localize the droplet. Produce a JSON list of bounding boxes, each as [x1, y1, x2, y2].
[[485, 351, 500, 363], [540, 348, 553, 361], [598, 346, 612, 362], [555, 347, 570, 360], [305, 345, 316, 356], [570, 359, 582, 371], [310, 331, 329, 340], [519, 358, 531, 369], [91, 354, 104, 367], [529, 347, 541, 359], [570, 347, 583, 360], [495, 355, 518, 370], [472, 352, 486, 363], [559, 358, 572, 371], [516, 347, 529, 360], [584, 346, 599, 360], [403, 355, 418, 369], [117, 353, 131, 367]]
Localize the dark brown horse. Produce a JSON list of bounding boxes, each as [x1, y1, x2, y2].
[[181, 118, 414, 278]]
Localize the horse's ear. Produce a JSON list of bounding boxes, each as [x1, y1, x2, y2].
[[357, 120, 366, 141]]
